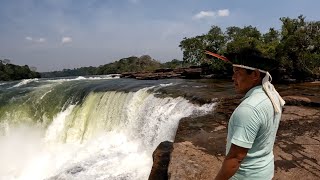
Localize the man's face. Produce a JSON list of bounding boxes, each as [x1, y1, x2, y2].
[[232, 67, 256, 95]]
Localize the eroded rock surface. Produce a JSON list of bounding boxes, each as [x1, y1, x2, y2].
[[149, 141, 173, 180]]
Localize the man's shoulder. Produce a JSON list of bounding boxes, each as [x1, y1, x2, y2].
[[242, 90, 270, 108], [234, 91, 272, 121], [231, 104, 258, 124]]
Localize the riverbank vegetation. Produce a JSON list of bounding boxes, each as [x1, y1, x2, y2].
[[0, 59, 40, 81], [41, 56, 191, 78]]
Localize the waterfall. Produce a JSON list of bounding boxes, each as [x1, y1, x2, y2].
[[0, 78, 215, 180]]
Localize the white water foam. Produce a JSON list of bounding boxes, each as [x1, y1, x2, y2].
[[0, 125, 45, 180], [10, 78, 39, 88], [40, 89, 53, 100], [88, 75, 120, 80], [159, 83, 173, 87], [0, 111, 153, 180], [0, 87, 215, 180], [45, 105, 76, 143], [75, 76, 86, 80], [44, 75, 120, 83]]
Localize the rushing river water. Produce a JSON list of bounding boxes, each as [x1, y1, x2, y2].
[[0, 75, 229, 180]]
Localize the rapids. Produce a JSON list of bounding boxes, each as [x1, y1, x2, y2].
[[0, 76, 216, 180]]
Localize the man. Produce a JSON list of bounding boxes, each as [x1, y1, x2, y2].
[[205, 51, 285, 180]]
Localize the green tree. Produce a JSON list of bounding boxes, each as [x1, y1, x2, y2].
[[0, 59, 40, 81], [206, 26, 226, 53], [276, 15, 315, 80], [179, 15, 320, 81], [259, 28, 280, 59], [179, 35, 207, 65], [226, 26, 262, 54], [161, 59, 190, 69]]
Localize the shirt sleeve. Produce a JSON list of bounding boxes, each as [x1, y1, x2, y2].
[[230, 105, 261, 149]]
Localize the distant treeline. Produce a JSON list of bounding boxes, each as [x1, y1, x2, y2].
[[41, 55, 190, 78], [0, 59, 40, 81], [179, 15, 320, 82]]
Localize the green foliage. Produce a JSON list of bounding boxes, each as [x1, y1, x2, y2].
[[259, 28, 280, 59], [161, 59, 191, 69], [206, 26, 227, 53], [276, 15, 320, 80], [0, 60, 40, 81], [179, 35, 207, 65], [41, 55, 163, 78], [225, 26, 262, 54], [41, 66, 97, 78], [179, 15, 320, 81], [96, 55, 161, 74]]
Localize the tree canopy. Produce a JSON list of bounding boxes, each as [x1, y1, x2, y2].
[[179, 15, 320, 81], [41, 56, 189, 78], [0, 59, 40, 81]]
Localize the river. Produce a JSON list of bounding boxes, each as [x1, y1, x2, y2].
[[0, 75, 226, 180]]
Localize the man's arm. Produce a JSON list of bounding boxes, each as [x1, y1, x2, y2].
[[215, 144, 249, 180]]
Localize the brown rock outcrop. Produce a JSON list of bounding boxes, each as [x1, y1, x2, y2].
[[149, 141, 174, 180], [120, 67, 202, 80], [168, 142, 223, 180]]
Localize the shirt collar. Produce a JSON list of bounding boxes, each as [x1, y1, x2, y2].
[[242, 85, 263, 101]]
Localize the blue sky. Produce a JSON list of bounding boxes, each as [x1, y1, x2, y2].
[[1, 0, 320, 72]]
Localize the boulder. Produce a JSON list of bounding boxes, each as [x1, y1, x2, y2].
[[181, 68, 202, 79], [148, 141, 173, 180]]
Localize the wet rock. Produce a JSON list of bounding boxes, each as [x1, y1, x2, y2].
[[148, 141, 173, 180]]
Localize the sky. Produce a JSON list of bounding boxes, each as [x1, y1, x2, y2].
[[1, 0, 320, 72]]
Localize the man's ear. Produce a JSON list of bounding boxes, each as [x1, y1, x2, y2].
[[252, 69, 261, 81]]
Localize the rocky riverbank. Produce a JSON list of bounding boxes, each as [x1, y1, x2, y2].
[[120, 67, 203, 80], [121, 66, 319, 83], [149, 82, 320, 180]]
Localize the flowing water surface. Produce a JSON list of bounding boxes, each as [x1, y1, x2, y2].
[[0, 75, 222, 180]]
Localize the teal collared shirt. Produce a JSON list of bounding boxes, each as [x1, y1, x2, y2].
[[226, 85, 282, 180]]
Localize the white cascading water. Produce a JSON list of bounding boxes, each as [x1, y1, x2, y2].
[[0, 86, 215, 180]]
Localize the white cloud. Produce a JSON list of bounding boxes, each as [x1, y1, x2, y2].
[[62, 37, 72, 44], [218, 9, 230, 17], [36, 38, 46, 43], [193, 9, 230, 20], [25, 36, 46, 43], [25, 36, 33, 41], [193, 11, 215, 20]]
